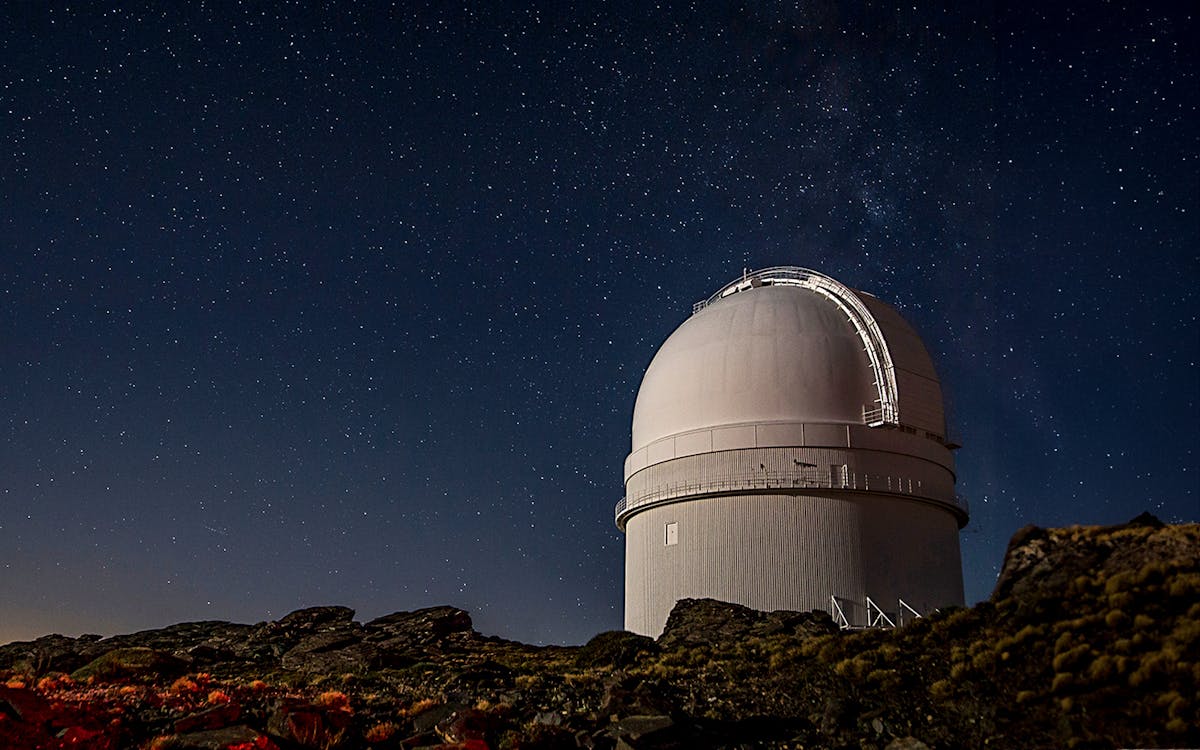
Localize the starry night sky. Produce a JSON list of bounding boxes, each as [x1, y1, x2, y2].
[[1, 3, 1195, 646]]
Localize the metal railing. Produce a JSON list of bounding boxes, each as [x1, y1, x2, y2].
[[831, 596, 925, 630], [692, 267, 899, 427], [616, 467, 967, 524]]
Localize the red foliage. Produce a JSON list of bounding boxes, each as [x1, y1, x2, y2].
[[227, 736, 280, 750], [0, 685, 123, 750]]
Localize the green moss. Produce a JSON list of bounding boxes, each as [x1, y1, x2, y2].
[[71, 648, 186, 682]]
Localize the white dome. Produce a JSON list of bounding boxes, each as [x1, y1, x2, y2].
[[630, 269, 947, 456], [633, 285, 875, 452]]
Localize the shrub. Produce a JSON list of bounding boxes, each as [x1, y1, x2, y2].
[[1136, 562, 1166, 587], [1105, 571, 1136, 595], [929, 679, 954, 700], [365, 721, 399, 742], [1053, 632, 1074, 654], [1107, 591, 1134, 610], [866, 668, 901, 690], [971, 649, 996, 671], [1169, 574, 1200, 599], [403, 697, 439, 716], [315, 690, 351, 711], [1087, 655, 1115, 682], [1052, 645, 1090, 673], [834, 656, 872, 681]]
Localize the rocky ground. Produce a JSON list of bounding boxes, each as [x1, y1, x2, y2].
[[1, 513, 1197, 749]]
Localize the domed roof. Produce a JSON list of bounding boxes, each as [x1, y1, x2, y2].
[[631, 268, 946, 454]]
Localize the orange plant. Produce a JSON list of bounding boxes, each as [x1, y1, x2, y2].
[[404, 697, 439, 716], [365, 721, 400, 742], [207, 689, 232, 705], [314, 690, 351, 711]]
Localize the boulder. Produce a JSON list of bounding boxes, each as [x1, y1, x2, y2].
[[266, 697, 352, 748], [657, 598, 836, 649], [248, 606, 358, 660], [276, 606, 356, 631], [365, 606, 473, 644], [70, 647, 188, 682], [610, 714, 675, 744], [577, 631, 658, 668], [161, 725, 271, 749], [174, 703, 242, 733], [281, 639, 378, 675], [992, 514, 1198, 606]]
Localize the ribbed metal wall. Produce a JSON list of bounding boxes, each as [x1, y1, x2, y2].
[[624, 492, 963, 636], [624, 494, 864, 636]]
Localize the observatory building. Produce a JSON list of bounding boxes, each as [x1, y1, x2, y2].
[[617, 267, 967, 637]]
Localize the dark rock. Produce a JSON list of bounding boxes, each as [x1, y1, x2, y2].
[[436, 707, 498, 742], [885, 738, 931, 750], [1124, 511, 1165, 529], [657, 598, 836, 649], [365, 606, 473, 647], [277, 606, 356, 630], [600, 674, 677, 718], [410, 702, 462, 734], [246, 607, 359, 662], [174, 702, 241, 733], [70, 647, 188, 682], [266, 697, 352, 748], [444, 658, 513, 691], [612, 714, 674, 741], [163, 725, 267, 749], [577, 631, 658, 668], [992, 516, 1200, 605], [817, 695, 856, 735], [285, 643, 379, 675], [94, 622, 255, 664], [183, 643, 234, 664], [280, 626, 378, 674]]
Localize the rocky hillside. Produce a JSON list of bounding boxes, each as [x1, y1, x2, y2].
[[1, 514, 1196, 749]]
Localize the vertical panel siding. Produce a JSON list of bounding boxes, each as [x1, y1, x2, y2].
[[623, 492, 965, 637]]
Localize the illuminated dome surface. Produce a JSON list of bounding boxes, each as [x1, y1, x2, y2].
[[632, 284, 882, 452]]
